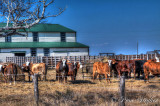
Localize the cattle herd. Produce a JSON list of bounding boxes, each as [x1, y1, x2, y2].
[[92, 57, 160, 83], [0, 57, 160, 85]]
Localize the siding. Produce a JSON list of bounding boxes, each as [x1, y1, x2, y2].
[[0, 37, 5, 42], [12, 33, 33, 42], [1, 48, 31, 56], [0, 47, 88, 57], [50, 48, 88, 56], [0, 53, 14, 62], [39, 32, 60, 42], [0, 32, 76, 42], [66, 32, 76, 42], [37, 48, 44, 56]]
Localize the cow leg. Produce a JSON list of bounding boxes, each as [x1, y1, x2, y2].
[[56, 73, 58, 81], [74, 69, 77, 81], [13, 74, 16, 85], [118, 70, 121, 78], [71, 75, 74, 81], [9, 72, 12, 85], [58, 73, 61, 83], [98, 74, 101, 82], [39, 75, 42, 81], [144, 69, 149, 83], [138, 70, 140, 79], [65, 74, 67, 83], [4, 72, 7, 84], [93, 71, 95, 81], [104, 73, 109, 84], [28, 73, 31, 82], [134, 69, 136, 79]]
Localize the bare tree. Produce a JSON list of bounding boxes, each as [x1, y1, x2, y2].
[[0, 0, 65, 37]]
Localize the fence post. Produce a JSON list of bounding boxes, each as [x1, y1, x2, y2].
[[119, 75, 125, 106], [55, 57, 57, 68], [33, 74, 39, 106]]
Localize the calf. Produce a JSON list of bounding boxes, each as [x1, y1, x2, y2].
[[93, 62, 111, 83]]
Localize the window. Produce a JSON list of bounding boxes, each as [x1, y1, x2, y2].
[[15, 53, 25, 56], [33, 32, 39, 42], [44, 48, 50, 56], [5, 36, 11, 42], [31, 48, 37, 56], [61, 32, 66, 42]]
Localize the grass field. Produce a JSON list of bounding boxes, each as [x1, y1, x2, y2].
[[0, 69, 160, 106]]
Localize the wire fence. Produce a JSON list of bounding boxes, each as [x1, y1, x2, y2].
[[0, 72, 160, 106]]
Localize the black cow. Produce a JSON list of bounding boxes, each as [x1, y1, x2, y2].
[[134, 60, 147, 79]]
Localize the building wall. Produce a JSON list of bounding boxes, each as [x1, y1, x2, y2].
[[0, 53, 14, 62], [66, 33, 76, 42], [0, 47, 89, 57], [0, 37, 5, 42], [39, 32, 61, 42], [50, 48, 88, 56], [1, 48, 31, 56], [12, 33, 33, 42], [0, 32, 76, 42]]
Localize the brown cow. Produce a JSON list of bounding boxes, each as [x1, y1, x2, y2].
[[143, 60, 160, 82], [1, 63, 17, 85], [22, 62, 47, 81], [56, 59, 69, 83], [30, 63, 47, 81], [67, 62, 75, 81], [116, 60, 133, 78], [93, 62, 111, 83]]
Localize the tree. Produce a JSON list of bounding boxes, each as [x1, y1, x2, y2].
[[0, 0, 65, 37]]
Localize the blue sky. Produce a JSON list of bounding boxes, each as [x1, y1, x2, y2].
[[48, 0, 160, 55], [4, 0, 160, 55]]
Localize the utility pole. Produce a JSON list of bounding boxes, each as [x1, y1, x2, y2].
[[137, 42, 138, 55]]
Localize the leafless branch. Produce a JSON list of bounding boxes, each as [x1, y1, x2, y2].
[[0, 0, 65, 37]]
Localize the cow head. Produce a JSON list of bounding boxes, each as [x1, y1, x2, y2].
[[0, 65, 3, 72], [155, 57, 160, 62], [62, 59, 67, 68], [73, 61, 77, 69], [108, 60, 112, 67], [21, 61, 30, 72]]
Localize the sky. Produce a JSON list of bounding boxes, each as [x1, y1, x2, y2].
[[45, 0, 160, 55], [2, 0, 160, 55]]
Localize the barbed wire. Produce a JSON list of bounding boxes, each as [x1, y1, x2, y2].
[[0, 73, 160, 80]]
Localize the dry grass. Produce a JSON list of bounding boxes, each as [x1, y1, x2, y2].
[[0, 69, 160, 106]]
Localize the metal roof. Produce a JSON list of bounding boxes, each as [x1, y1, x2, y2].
[[0, 23, 76, 32], [0, 42, 89, 48]]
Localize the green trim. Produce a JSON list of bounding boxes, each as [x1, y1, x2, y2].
[[0, 42, 89, 48], [11, 51, 26, 53], [0, 23, 76, 32]]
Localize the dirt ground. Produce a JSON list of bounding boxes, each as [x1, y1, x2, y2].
[[0, 69, 160, 106]]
